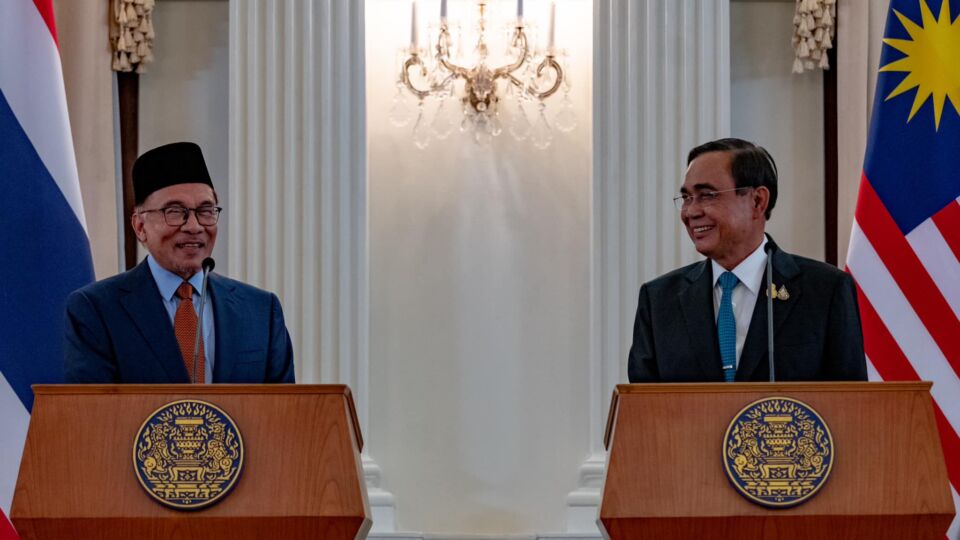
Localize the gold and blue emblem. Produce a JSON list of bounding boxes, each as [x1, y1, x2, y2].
[[723, 397, 833, 508], [133, 399, 244, 510]]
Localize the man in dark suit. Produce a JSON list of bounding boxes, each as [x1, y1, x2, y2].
[[64, 142, 294, 384], [628, 138, 866, 382]]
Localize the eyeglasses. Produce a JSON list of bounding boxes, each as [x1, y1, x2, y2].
[[138, 205, 222, 226], [673, 187, 752, 210]]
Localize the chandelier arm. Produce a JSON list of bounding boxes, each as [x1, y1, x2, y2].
[[400, 52, 463, 102], [400, 55, 434, 100], [528, 56, 564, 100], [503, 73, 524, 89], [436, 26, 472, 78], [438, 56, 472, 78], [492, 28, 529, 78], [439, 72, 458, 89]]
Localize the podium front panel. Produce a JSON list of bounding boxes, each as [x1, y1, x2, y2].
[[12, 384, 371, 540], [599, 382, 955, 540]]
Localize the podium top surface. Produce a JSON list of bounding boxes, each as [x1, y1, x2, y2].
[[32, 383, 353, 395], [614, 381, 931, 394], [606, 381, 932, 449], [31, 384, 362, 450]]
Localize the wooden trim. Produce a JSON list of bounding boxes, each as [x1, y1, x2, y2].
[[603, 388, 620, 450], [117, 72, 139, 270], [343, 388, 364, 452], [613, 381, 932, 394], [824, 45, 839, 265]]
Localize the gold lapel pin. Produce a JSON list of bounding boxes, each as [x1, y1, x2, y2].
[[768, 284, 790, 301], [777, 285, 790, 301]]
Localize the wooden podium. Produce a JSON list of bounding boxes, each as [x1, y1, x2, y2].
[[599, 382, 955, 539], [11, 384, 371, 540]]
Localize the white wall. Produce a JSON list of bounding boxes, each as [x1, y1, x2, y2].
[[139, 0, 230, 272], [367, 0, 593, 534], [730, 1, 825, 261]]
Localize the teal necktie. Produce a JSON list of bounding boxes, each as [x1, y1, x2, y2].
[[717, 272, 739, 383]]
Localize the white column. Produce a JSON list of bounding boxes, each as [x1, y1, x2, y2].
[[566, 0, 730, 533], [228, 0, 397, 532]]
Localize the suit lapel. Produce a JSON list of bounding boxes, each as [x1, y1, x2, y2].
[[678, 261, 724, 380], [209, 274, 239, 382], [118, 261, 190, 383], [737, 241, 802, 380]]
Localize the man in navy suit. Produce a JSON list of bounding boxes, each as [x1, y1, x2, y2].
[[64, 142, 294, 384], [628, 138, 866, 383]]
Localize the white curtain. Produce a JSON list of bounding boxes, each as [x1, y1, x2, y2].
[[53, 0, 119, 278], [836, 0, 888, 265]]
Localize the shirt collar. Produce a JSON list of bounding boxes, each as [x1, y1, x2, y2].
[[711, 236, 768, 294], [147, 255, 204, 301]]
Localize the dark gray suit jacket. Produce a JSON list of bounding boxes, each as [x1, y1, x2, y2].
[[628, 240, 867, 382], [64, 260, 295, 384]]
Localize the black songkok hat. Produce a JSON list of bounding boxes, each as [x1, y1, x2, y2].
[[133, 142, 214, 205]]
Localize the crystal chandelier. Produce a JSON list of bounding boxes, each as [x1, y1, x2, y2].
[[389, 0, 576, 149]]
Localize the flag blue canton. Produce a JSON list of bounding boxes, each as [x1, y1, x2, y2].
[[863, 0, 960, 234]]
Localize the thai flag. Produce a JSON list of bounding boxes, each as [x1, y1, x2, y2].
[[0, 0, 95, 536], [846, 0, 960, 538]]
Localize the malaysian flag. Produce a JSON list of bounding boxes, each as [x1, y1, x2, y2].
[[845, 0, 960, 537], [0, 0, 95, 537]]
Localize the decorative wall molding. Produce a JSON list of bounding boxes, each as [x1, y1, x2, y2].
[[568, 0, 731, 533], [228, 0, 396, 532]]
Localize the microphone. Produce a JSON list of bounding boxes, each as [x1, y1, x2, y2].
[[763, 242, 775, 382], [192, 257, 216, 384]]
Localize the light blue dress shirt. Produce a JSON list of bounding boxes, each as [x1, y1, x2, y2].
[[147, 255, 215, 383]]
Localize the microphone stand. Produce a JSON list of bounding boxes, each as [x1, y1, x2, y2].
[[192, 257, 215, 384], [764, 243, 775, 382]]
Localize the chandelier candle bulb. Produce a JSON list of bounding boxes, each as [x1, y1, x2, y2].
[[440, 0, 447, 21], [410, 1, 418, 49], [517, 0, 523, 18], [548, 1, 556, 51]]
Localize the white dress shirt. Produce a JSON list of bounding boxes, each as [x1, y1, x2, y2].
[[711, 237, 768, 368]]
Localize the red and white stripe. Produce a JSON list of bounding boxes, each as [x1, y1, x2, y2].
[[847, 176, 960, 539], [0, 1, 83, 535], [0, 375, 28, 537]]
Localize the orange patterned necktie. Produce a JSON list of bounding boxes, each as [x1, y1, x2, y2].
[[174, 282, 204, 383]]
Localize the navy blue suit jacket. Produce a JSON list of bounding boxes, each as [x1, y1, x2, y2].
[[628, 240, 867, 382], [64, 260, 295, 383]]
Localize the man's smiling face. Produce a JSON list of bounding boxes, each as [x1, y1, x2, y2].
[[680, 150, 767, 270], [132, 183, 218, 280]]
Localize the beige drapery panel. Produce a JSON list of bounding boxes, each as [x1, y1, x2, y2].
[[836, 0, 887, 265], [53, 0, 119, 278]]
